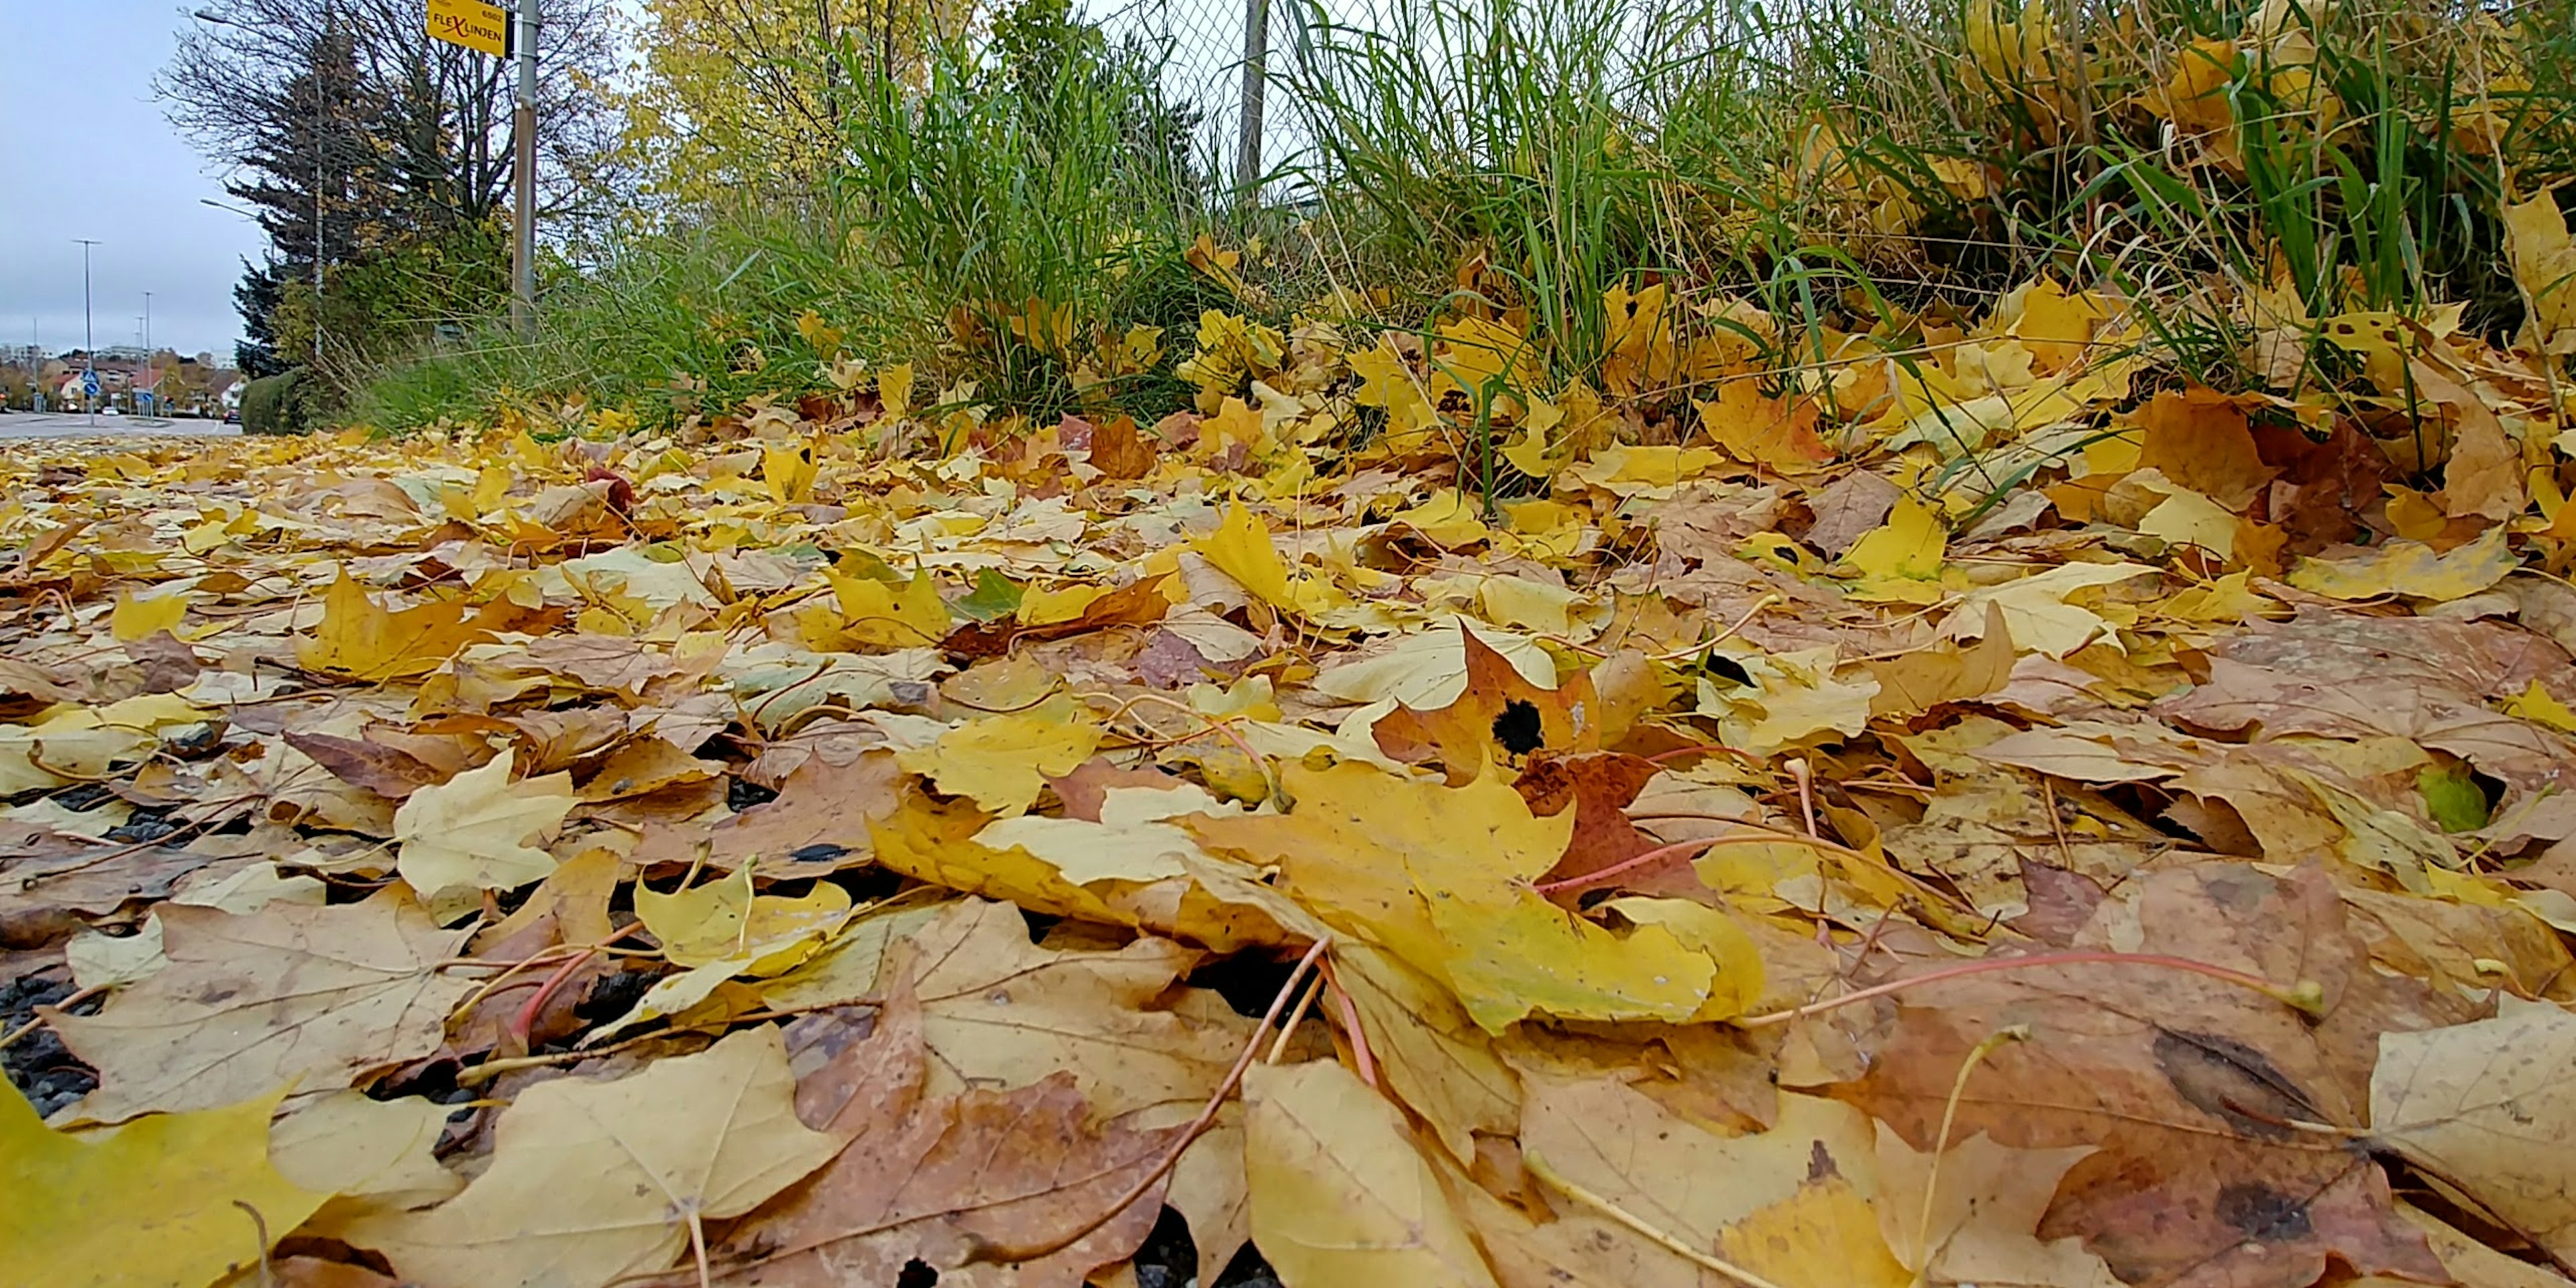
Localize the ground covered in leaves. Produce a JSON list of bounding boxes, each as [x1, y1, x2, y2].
[[11, 274, 2576, 1288]]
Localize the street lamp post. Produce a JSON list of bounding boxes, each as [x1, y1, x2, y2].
[[74, 239, 99, 427]]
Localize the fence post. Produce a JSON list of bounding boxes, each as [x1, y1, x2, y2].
[[1236, 0, 1271, 201]]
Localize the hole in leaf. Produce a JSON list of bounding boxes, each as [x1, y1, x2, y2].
[[1492, 698, 1544, 757]]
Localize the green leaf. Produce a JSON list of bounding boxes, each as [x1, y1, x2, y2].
[[955, 569, 1026, 623], [2418, 763, 2489, 834]]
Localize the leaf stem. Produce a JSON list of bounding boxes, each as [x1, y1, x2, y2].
[[0, 982, 105, 1051], [960, 936, 1334, 1268], [1735, 951, 2327, 1028], [1911, 1024, 2031, 1276], [1523, 1147, 1789, 1288]]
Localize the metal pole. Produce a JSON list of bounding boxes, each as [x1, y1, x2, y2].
[[511, 0, 538, 333], [143, 291, 152, 415], [76, 239, 98, 427], [1236, 0, 1270, 199]]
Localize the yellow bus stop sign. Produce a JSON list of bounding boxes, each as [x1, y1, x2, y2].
[[427, 0, 511, 58]]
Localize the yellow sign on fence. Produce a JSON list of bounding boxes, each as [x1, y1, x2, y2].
[[426, 0, 511, 58]]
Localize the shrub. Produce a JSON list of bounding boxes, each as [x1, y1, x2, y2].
[[239, 369, 317, 436]]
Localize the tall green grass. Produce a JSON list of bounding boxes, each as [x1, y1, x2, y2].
[[833, 0, 1224, 416], [1283, 0, 1776, 392], [352, 201, 912, 431]]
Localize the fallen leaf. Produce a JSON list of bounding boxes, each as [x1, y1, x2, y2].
[[392, 747, 578, 898], [269, 1090, 466, 1236], [297, 572, 496, 681], [637, 862, 852, 973], [895, 700, 1103, 816], [2288, 526, 2519, 602], [0, 1085, 326, 1288], [1373, 625, 1601, 782], [1193, 761, 1759, 1030], [1831, 863, 2465, 1288], [712, 988, 1178, 1287], [894, 897, 1248, 1118], [343, 1028, 839, 1288], [1872, 1127, 2122, 1287], [49, 888, 476, 1122], [2371, 998, 2576, 1265], [1244, 1059, 1501, 1288]]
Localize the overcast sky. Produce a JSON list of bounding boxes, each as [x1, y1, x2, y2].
[[0, 1, 268, 361]]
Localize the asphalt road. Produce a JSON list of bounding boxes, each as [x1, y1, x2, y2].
[[0, 411, 241, 440]]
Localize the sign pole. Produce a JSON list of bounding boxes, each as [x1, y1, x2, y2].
[[76, 239, 99, 427], [510, 0, 537, 334]]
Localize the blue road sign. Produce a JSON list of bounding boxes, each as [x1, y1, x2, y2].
[[82, 370, 99, 398]]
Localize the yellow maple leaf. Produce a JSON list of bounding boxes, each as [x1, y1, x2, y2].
[[1837, 496, 1947, 602], [296, 572, 494, 681], [635, 863, 851, 975], [761, 442, 817, 504], [1191, 761, 1764, 1030], [878, 362, 914, 418], [1719, 1175, 1916, 1288], [895, 700, 1103, 816], [2508, 680, 2576, 734], [109, 588, 190, 643], [2504, 192, 2576, 354], [1190, 502, 1297, 608], [1, 1086, 326, 1288], [1243, 1059, 1499, 1288], [822, 569, 951, 649], [2286, 527, 2516, 602], [1428, 316, 1540, 411], [1697, 378, 1835, 475]]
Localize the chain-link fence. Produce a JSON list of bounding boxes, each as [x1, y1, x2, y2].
[[1080, 0, 1302, 194]]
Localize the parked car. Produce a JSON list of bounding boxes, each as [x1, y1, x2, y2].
[[223, 409, 241, 424]]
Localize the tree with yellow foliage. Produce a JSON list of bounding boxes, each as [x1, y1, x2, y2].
[[616, 0, 936, 207]]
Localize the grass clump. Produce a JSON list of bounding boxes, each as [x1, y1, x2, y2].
[[836, 0, 1226, 417], [352, 202, 912, 431]]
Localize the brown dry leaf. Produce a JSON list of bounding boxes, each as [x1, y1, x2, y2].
[[49, 888, 476, 1122], [1830, 863, 2469, 1288], [712, 987, 1179, 1288], [2133, 388, 2277, 511], [2159, 609, 2576, 796], [342, 1027, 839, 1288], [282, 731, 446, 799], [631, 749, 906, 879], [2371, 998, 2576, 1266], [896, 896, 1250, 1118]]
